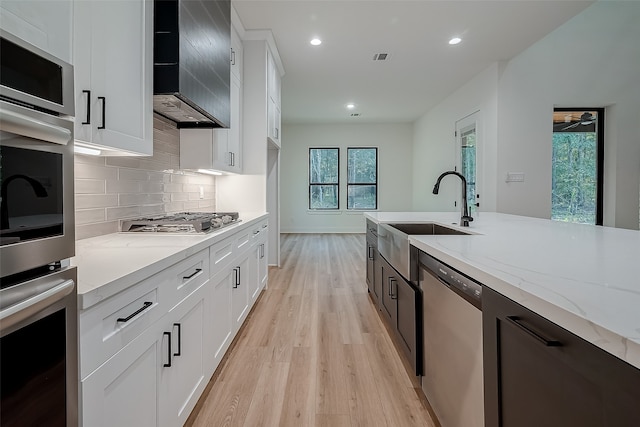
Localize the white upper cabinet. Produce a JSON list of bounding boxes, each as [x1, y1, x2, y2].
[[0, 0, 72, 63], [230, 25, 243, 83], [73, 0, 153, 156], [180, 23, 243, 174], [267, 48, 281, 147]]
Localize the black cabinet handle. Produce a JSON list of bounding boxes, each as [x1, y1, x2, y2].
[[116, 301, 152, 322], [388, 277, 393, 296], [368, 246, 374, 260], [233, 267, 239, 288], [230, 47, 235, 65], [390, 278, 397, 299], [82, 90, 91, 124], [182, 268, 202, 280], [163, 331, 172, 367], [97, 96, 106, 129], [173, 323, 181, 356], [506, 316, 562, 347]]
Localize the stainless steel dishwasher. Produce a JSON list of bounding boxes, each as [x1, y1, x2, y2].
[[418, 250, 484, 427]]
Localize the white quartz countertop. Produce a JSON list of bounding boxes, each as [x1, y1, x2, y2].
[[365, 211, 640, 369], [72, 212, 268, 310]]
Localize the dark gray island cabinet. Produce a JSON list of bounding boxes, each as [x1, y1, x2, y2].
[[483, 287, 640, 427]]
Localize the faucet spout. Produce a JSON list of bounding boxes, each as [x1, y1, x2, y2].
[[432, 171, 473, 227]]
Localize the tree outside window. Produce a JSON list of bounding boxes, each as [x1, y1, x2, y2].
[[551, 109, 604, 225], [347, 147, 377, 210], [309, 148, 339, 209]]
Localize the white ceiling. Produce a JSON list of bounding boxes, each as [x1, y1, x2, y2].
[[233, 0, 594, 124]]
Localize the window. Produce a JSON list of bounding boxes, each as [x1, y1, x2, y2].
[[460, 127, 477, 213], [309, 148, 339, 209], [552, 108, 604, 225], [347, 147, 377, 210], [456, 111, 480, 213]]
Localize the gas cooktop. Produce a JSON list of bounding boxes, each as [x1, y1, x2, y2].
[[120, 212, 240, 234]]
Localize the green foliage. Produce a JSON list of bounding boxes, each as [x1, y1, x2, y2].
[[348, 148, 377, 209], [551, 132, 597, 224], [309, 148, 339, 209]]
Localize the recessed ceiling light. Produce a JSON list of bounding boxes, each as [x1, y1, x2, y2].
[[449, 37, 462, 45], [310, 38, 322, 46], [346, 103, 355, 109]]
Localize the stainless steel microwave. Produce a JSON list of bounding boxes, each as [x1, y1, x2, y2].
[[0, 29, 74, 116], [0, 30, 75, 279]]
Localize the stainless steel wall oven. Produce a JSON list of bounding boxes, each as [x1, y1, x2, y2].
[[0, 29, 78, 427]]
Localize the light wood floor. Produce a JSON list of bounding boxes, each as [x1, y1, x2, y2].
[[186, 234, 437, 427]]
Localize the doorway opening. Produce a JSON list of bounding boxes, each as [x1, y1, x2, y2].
[[552, 108, 604, 225]]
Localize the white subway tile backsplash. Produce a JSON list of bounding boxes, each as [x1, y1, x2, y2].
[[76, 194, 119, 209], [75, 208, 106, 225], [163, 183, 183, 193], [139, 182, 164, 193], [76, 221, 119, 241], [75, 179, 105, 194], [184, 201, 199, 210], [74, 115, 216, 240], [140, 204, 165, 215], [118, 168, 150, 181], [75, 163, 118, 180], [171, 192, 189, 202], [106, 180, 141, 194], [119, 193, 165, 207], [106, 206, 141, 221]]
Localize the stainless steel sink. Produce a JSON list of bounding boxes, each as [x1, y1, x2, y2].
[[378, 222, 470, 280], [387, 223, 471, 236]]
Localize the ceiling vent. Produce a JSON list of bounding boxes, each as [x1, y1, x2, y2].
[[350, 113, 361, 117], [372, 53, 388, 61]]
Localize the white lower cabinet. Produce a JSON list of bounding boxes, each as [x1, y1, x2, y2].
[[209, 266, 233, 368], [79, 216, 269, 427], [231, 254, 250, 328], [81, 318, 163, 427], [159, 283, 208, 427], [251, 225, 268, 303]]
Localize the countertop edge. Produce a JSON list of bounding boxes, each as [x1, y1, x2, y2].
[[74, 212, 269, 310]]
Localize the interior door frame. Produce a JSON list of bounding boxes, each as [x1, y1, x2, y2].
[[455, 110, 481, 212]]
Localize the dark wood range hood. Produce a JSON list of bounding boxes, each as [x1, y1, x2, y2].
[[153, 0, 231, 128]]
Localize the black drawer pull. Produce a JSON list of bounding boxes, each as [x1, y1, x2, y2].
[[182, 268, 202, 280], [173, 323, 181, 356], [506, 316, 562, 347], [163, 331, 172, 367], [82, 90, 91, 124], [117, 301, 152, 323], [98, 96, 106, 129]]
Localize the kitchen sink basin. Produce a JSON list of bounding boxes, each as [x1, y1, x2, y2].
[[378, 222, 471, 280], [386, 223, 471, 236]]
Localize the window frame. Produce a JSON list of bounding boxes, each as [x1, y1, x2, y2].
[[347, 147, 378, 210], [552, 107, 605, 225], [308, 147, 340, 210]]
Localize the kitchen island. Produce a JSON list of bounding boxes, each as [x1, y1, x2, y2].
[[364, 211, 640, 370]]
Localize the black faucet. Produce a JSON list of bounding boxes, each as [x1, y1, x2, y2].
[[1, 174, 49, 230], [432, 171, 473, 227]]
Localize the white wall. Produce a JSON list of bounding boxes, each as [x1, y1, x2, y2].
[[496, 1, 640, 229], [412, 63, 499, 213], [281, 123, 413, 233], [412, 1, 640, 230]]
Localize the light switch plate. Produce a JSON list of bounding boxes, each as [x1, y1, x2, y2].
[[506, 172, 525, 182]]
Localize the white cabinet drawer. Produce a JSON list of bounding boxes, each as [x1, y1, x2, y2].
[[167, 249, 209, 310], [80, 275, 163, 379], [80, 249, 209, 379], [210, 234, 235, 271]]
